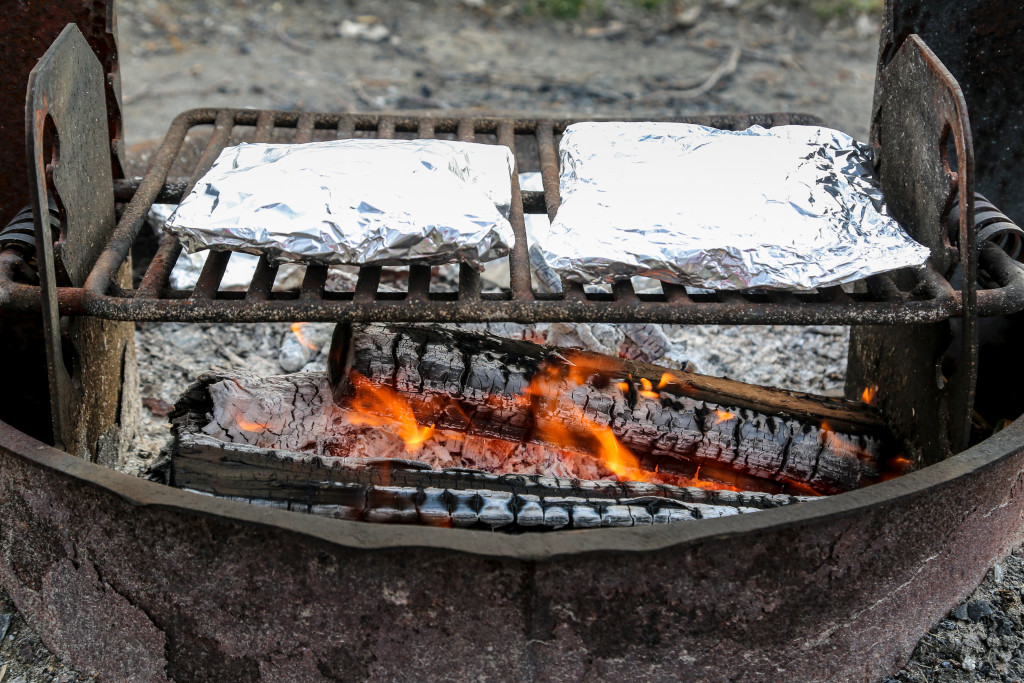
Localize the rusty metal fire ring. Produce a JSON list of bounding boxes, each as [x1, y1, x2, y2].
[[2, 415, 1024, 680]]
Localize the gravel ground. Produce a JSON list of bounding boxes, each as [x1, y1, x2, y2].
[[1, 2, 1018, 681]]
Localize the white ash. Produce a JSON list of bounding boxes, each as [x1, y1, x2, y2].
[[202, 371, 682, 484], [133, 319, 848, 471]]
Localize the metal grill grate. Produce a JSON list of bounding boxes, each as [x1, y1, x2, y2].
[[72, 109, 960, 323]]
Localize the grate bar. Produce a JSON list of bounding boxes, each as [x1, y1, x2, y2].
[[300, 266, 329, 300], [190, 251, 232, 300], [661, 283, 693, 305], [295, 112, 316, 143], [498, 121, 532, 301], [455, 118, 483, 300], [866, 273, 905, 302], [536, 119, 576, 299], [612, 280, 638, 302], [408, 265, 432, 302], [245, 257, 278, 301], [354, 266, 382, 302], [58, 108, 975, 325], [242, 112, 282, 301], [137, 110, 235, 298]]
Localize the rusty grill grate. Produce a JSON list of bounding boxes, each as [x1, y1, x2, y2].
[[54, 109, 963, 324]]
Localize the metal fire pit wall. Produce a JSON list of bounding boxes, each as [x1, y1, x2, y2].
[[2, 418, 1024, 681]]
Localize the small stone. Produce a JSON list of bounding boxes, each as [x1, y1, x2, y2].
[[338, 19, 390, 42], [993, 563, 1005, 584], [952, 603, 970, 620], [300, 359, 327, 373], [278, 336, 311, 373], [963, 655, 977, 671], [967, 600, 996, 621], [0, 611, 10, 640]]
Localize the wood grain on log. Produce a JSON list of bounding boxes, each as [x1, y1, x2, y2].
[[170, 385, 820, 530], [328, 323, 889, 494]]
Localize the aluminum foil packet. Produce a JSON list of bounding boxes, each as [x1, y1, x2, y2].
[[542, 122, 931, 291], [164, 139, 516, 268], [148, 203, 299, 290]]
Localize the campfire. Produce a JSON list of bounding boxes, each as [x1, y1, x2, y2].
[[5, 5, 1024, 682], [167, 320, 903, 529]]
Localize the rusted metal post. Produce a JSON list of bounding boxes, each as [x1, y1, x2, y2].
[[0, 1, 120, 444], [0, 0, 121, 226]]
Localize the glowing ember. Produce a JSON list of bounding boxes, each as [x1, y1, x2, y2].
[[525, 357, 654, 483], [290, 322, 318, 351], [235, 415, 269, 432], [347, 372, 436, 451], [689, 466, 741, 492], [638, 378, 659, 400], [861, 385, 877, 405], [343, 350, 742, 488], [712, 409, 736, 424]]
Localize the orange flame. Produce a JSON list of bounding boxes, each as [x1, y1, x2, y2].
[[526, 359, 653, 483], [347, 372, 435, 451], [290, 322, 318, 351], [861, 385, 877, 405], [342, 348, 741, 487], [689, 466, 741, 492], [712, 409, 736, 424], [657, 372, 673, 389], [639, 377, 659, 400], [235, 414, 269, 432]]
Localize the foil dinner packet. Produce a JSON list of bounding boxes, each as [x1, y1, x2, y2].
[[542, 122, 931, 291], [164, 138, 516, 268]]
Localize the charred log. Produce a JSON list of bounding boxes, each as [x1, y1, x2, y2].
[[170, 384, 818, 530], [328, 323, 890, 494]]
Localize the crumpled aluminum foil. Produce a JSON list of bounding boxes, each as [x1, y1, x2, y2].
[[164, 139, 516, 268], [542, 122, 931, 291], [149, 203, 306, 290]]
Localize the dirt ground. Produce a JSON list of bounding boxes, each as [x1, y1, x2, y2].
[[117, 0, 880, 147], [2, 2, 1019, 681]]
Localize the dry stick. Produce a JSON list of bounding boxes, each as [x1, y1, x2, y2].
[[274, 24, 314, 54], [328, 323, 888, 495], [639, 46, 742, 104]]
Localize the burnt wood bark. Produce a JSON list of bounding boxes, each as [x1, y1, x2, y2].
[[169, 380, 817, 530], [329, 323, 889, 494]]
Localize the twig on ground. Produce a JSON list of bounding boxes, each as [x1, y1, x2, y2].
[[274, 24, 313, 54], [639, 45, 741, 103]]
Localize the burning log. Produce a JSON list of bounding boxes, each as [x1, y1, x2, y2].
[[168, 375, 818, 529], [328, 323, 890, 494]]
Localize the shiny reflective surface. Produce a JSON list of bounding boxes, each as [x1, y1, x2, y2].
[[165, 138, 515, 268], [544, 122, 930, 290]]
